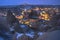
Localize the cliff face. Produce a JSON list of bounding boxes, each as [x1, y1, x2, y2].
[[36, 30, 60, 40]]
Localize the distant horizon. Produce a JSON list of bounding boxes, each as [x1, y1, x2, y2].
[[0, 4, 60, 6], [0, 0, 60, 6]]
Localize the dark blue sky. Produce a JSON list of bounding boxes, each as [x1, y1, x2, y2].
[[0, 0, 60, 6]]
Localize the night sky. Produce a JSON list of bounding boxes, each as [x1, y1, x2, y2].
[[0, 0, 60, 6]]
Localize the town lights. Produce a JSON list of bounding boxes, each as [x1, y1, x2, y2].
[[16, 15, 24, 20], [35, 7, 40, 11], [40, 11, 50, 21], [24, 21, 30, 25]]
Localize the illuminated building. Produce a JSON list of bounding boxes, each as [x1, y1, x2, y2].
[[40, 11, 50, 21]]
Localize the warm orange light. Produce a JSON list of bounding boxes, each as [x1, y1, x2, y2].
[[24, 21, 30, 25], [16, 15, 24, 19], [27, 10, 32, 12], [35, 7, 40, 11], [40, 12, 50, 21]]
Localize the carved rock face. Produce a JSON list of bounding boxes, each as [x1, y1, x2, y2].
[[36, 30, 60, 40]]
